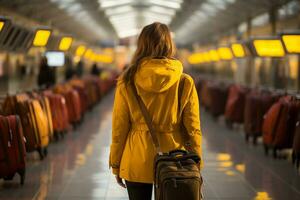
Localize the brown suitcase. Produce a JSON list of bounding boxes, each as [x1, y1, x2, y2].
[[0, 115, 26, 185]]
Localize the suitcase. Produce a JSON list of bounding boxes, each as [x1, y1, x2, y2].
[[53, 85, 82, 125], [41, 96, 54, 141], [208, 82, 229, 117], [199, 81, 211, 110], [262, 96, 300, 158], [0, 115, 26, 185], [28, 99, 50, 158], [244, 90, 278, 144], [43, 91, 69, 136], [224, 85, 248, 126], [292, 113, 300, 168]]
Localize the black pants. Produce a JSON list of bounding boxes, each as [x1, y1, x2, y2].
[[126, 181, 153, 200]]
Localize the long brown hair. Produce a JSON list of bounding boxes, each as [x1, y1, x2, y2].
[[123, 22, 176, 84]]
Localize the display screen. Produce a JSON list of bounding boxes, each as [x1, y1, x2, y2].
[[282, 35, 300, 54], [45, 51, 65, 67], [253, 39, 285, 57]]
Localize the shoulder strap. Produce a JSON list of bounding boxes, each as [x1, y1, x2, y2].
[[131, 75, 185, 155], [131, 82, 162, 154], [178, 75, 185, 117]]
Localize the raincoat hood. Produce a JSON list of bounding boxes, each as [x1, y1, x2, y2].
[[135, 58, 183, 93]]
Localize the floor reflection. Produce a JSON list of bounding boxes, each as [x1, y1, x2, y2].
[[0, 92, 300, 200]]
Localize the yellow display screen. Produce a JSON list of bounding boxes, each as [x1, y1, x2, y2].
[[209, 50, 220, 61], [231, 43, 246, 58], [188, 53, 204, 64], [84, 49, 93, 59], [0, 21, 5, 32], [282, 35, 300, 54], [59, 37, 73, 51], [33, 29, 51, 47], [76, 45, 86, 57], [253, 39, 285, 57], [218, 47, 233, 60], [203, 52, 211, 63]]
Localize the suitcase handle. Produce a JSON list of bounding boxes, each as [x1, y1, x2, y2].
[[169, 149, 188, 156]]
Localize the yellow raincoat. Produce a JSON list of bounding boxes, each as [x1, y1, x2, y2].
[[109, 58, 202, 183]]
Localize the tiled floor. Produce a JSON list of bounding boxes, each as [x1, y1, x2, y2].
[[0, 90, 300, 200]]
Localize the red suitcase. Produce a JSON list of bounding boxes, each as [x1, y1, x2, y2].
[[0, 115, 26, 185], [208, 82, 229, 117], [262, 96, 300, 157], [43, 91, 69, 136], [53, 85, 82, 125], [244, 90, 279, 144], [224, 85, 248, 125], [292, 113, 300, 168]]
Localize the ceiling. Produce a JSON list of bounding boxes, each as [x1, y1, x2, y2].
[[0, 0, 294, 46]]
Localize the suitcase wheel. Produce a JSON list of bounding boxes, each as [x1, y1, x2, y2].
[[3, 175, 14, 181], [18, 168, 25, 185], [245, 134, 249, 143], [264, 145, 269, 156], [273, 148, 277, 159], [252, 136, 257, 146], [292, 151, 296, 164]]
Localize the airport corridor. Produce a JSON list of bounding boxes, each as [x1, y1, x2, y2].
[[0, 90, 299, 200]]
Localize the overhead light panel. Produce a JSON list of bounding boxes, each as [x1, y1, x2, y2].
[[76, 45, 86, 57], [84, 48, 93, 59], [99, 0, 134, 8], [0, 21, 5, 32], [149, 6, 176, 16], [281, 34, 300, 54], [188, 53, 204, 64], [231, 43, 246, 58], [209, 50, 220, 61], [252, 39, 285, 57], [147, 0, 182, 9], [105, 5, 134, 16], [33, 29, 51, 47], [218, 47, 233, 60], [59, 36, 73, 51]]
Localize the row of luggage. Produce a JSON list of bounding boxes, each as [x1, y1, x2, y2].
[[194, 75, 300, 169], [0, 72, 118, 185]]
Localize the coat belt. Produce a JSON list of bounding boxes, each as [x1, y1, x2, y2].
[[131, 123, 181, 132]]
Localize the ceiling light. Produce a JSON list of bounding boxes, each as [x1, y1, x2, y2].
[[253, 39, 285, 57], [33, 29, 52, 47], [149, 6, 176, 16], [99, 0, 134, 8], [118, 28, 140, 38], [231, 43, 246, 58], [147, 0, 182, 9], [59, 36, 73, 51], [281, 34, 300, 54], [105, 5, 134, 16]]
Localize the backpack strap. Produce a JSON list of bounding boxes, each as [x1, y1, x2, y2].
[[131, 75, 185, 155]]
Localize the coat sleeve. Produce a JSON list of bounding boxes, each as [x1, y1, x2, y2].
[[182, 77, 203, 169], [109, 83, 131, 175]]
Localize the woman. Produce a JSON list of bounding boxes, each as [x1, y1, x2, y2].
[[109, 22, 202, 200]]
